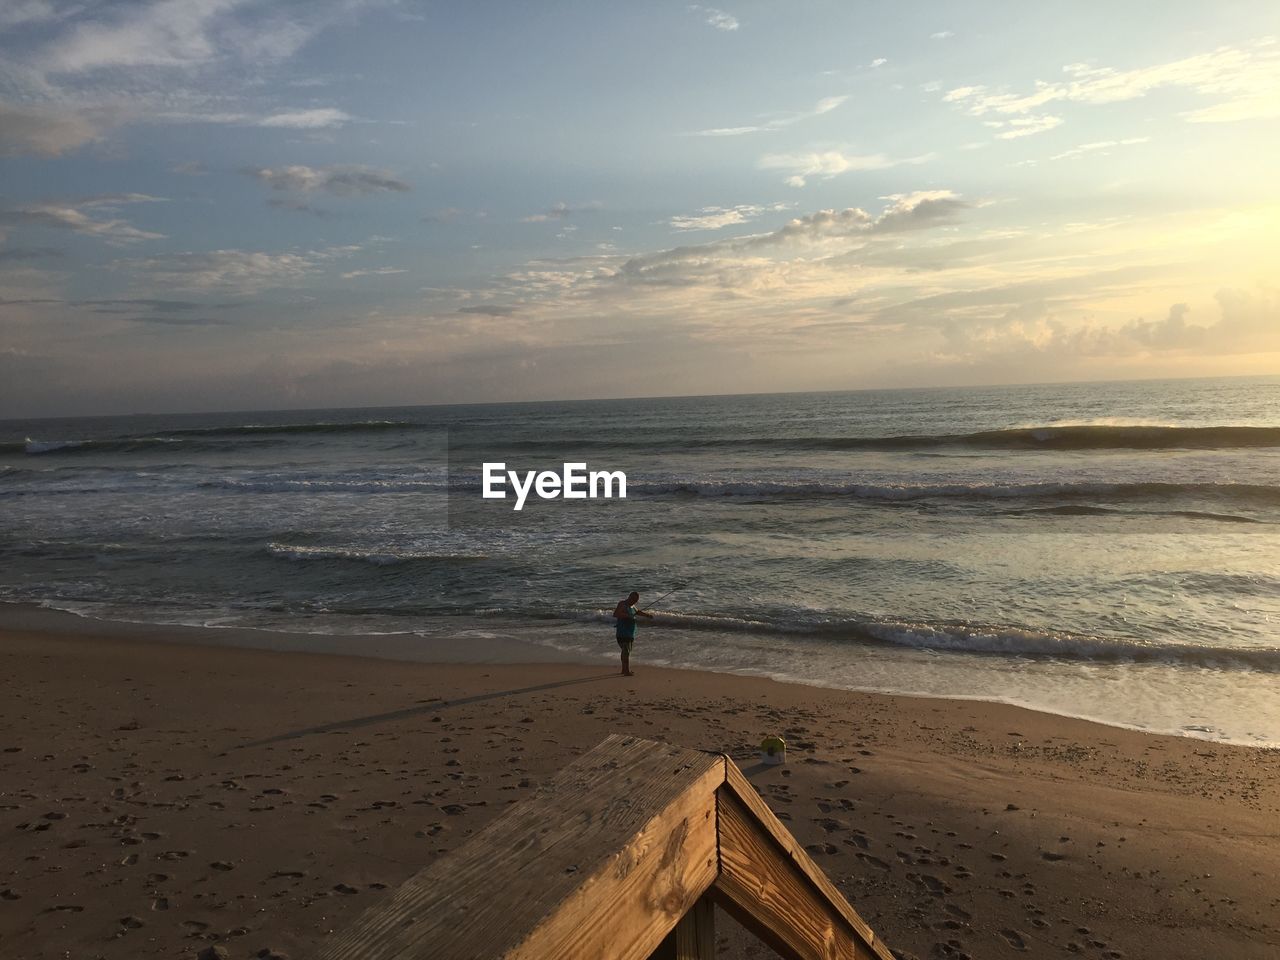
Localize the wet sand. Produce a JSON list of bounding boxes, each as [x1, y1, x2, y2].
[[1, 613, 1277, 959]]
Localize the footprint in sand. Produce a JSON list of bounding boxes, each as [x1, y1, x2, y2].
[[917, 874, 950, 895], [855, 852, 890, 870], [999, 928, 1028, 950]]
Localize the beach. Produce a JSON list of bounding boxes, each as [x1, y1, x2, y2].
[[5, 381, 1279, 749], [2, 609, 1277, 959]]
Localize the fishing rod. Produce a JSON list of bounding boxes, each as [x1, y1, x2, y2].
[[648, 579, 696, 611]]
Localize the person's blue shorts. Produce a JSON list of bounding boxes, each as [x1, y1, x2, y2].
[[616, 634, 634, 654]]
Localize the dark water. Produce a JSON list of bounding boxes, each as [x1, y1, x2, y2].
[[3, 376, 1278, 743]]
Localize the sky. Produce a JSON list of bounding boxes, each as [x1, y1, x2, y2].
[[1, 0, 1279, 417]]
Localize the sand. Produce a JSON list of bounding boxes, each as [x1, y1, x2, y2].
[[1, 609, 1277, 959]]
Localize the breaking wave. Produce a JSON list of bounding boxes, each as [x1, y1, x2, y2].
[[265, 542, 486, 564], [9, 420, 425, 456], [547, 608, 1280, 672], [448, 424, 1280, 453]]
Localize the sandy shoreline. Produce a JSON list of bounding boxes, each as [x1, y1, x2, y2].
[[1, 611, 1277, 959]]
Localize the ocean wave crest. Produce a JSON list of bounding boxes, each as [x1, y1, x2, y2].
[[553, 608, 1280, 672], [621, 479, 1280, 505], [448, 424, 1280, 454], [10, 419, 425, 456], [164, 419, 421, 438], [265, 542, 486, 564]]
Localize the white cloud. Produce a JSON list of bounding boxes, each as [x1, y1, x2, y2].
[[943, 42, 1280, 128], [248, 164, 411, 195], [758, 149, 932, 187], [0, 195, 166, 244], [522, 201, 602, 223], [993, 114, 1063, 139], [112, 245, 361, 292], [0, 103, 99, 156], [341, 267, 407, 279], [145, 105, 355, 129], [0, 0, 380, 143], [691, 5, 738, 31], [930, 31, 953, 40], [1048, 137, 1149, 161], [692, 94, 848, 137], [870, 58, 887, 68], [42, 0, 243, 73], [1182, 95, 1280, 124], [257, 107, 352, 129], [588, 191, 970, 287], [940, 289, 1280, 362], [35, 0, 380, 76], [669, 203, 789, 231], [0, 0, 73, 31]]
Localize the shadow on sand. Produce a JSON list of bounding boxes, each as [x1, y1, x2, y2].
[[230, 672, 621, 751]]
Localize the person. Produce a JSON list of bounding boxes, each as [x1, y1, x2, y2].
[[612, 591, 653, 676]]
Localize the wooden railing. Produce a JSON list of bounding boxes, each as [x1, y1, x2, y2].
[[316, 734, 894, 960]]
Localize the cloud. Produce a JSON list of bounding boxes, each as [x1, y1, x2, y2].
[[870, 58, 887, 68], [593, 191, 970, 286], [35, 0, 373, 75], [0, 0, 71, 30], [256, 107, 353, 129], [340, 267, 407, 279], [939, 288, 1280, 362], [692, 95, 848, 137], [0, 195, 166, 244], [522, 201, 601, 223], [169, 160, 208, 175], [690, 5, 738, 31], [79, 193, 168, 208], [0, 246, 63, 263], [41, 0, 241, 73], [758, 149, 932, 187], [125, 314, 229, 326], [248, 164, 411, 196], [0, 103, 99, 156], [111, 246, 360, 291], [81, 297, 224, 313], [930, 31, 953, 40], [991, 114, 1063, 139], [266, 196, 331, 216], [458, 304, 517, 316], [1048, 137, 1149, 161], [2, 0, 379, 146], [669, 203, 790, 231], [422, 207, 465, 223], [943, 42, 1280, 129]]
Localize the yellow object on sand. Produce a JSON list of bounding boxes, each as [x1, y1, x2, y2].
[[759, 734, 786, 765]]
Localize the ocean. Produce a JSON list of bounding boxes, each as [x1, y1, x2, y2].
[[2, 376, 1278, 745]]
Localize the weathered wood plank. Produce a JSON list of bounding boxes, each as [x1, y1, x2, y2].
[[510, 777, 718, 960], [316, 735, 723, 960], [650, 895, 716, 960], [713, 788, 858, 960], [715, 766, 895, 960]]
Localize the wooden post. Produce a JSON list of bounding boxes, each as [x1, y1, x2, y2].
[[649, 896, 716, 960]]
